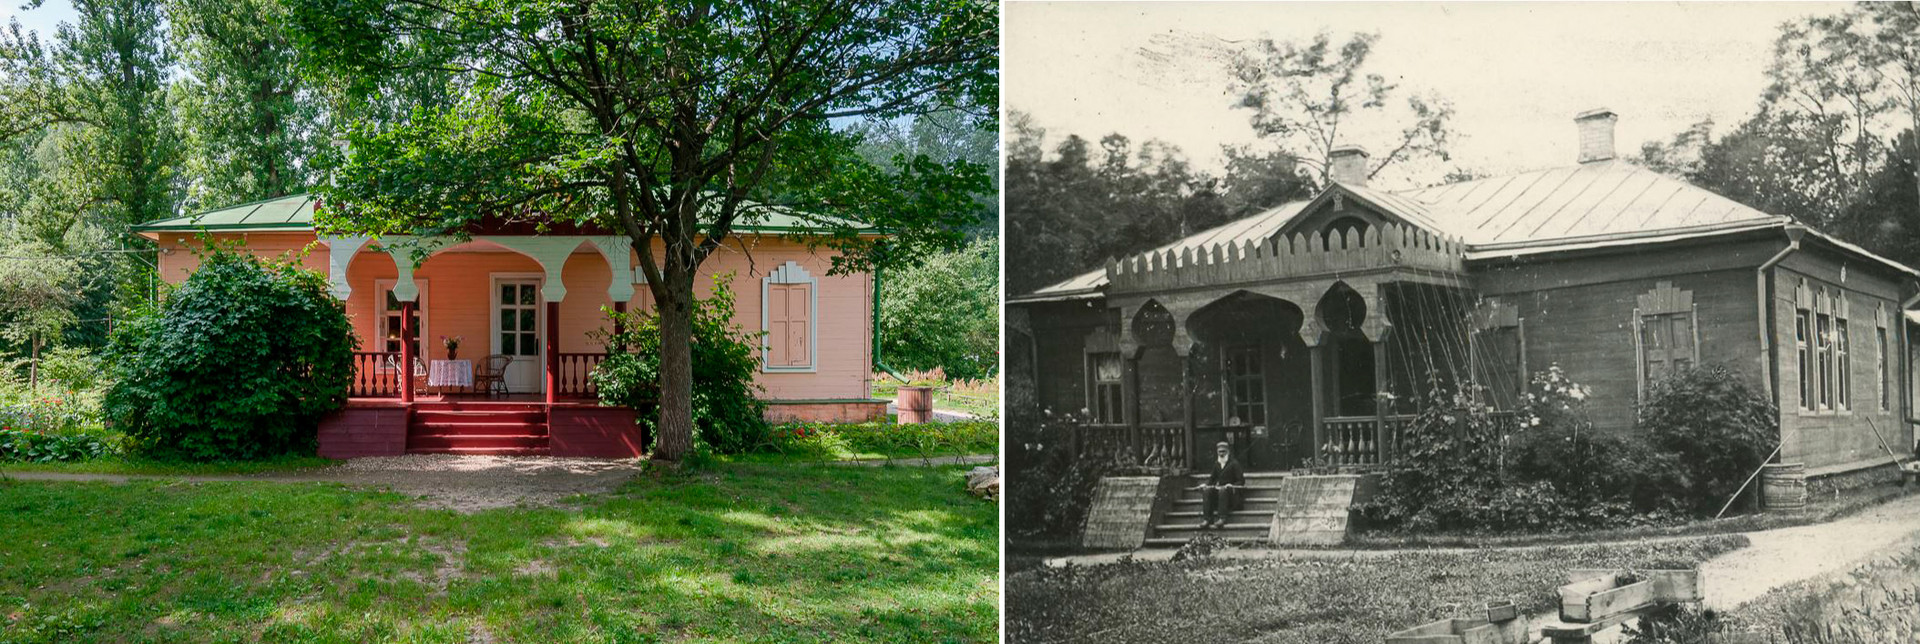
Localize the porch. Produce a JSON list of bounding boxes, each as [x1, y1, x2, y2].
[[1076, 223, 1510, 472]]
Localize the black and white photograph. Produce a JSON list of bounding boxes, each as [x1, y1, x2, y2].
[[1004, 2, 1920, 642]]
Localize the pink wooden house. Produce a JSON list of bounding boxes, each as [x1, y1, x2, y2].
[[134, 194, 888, 458]]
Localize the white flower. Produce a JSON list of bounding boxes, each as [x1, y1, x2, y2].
[[1530, 417, 1542, 427]]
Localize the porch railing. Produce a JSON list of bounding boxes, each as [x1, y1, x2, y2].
[[555, 352, 608, 399], [1321, 415, 1416, 465], [350, 351, 403, 397], [1070, 421, 1189, 470]]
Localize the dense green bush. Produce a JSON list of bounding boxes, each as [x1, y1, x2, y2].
[[1639, 365, 1778, 513], [1363, 366, 1704, 533], [879, 237, 999, 380], [592, 276, 769, 455], [102, 248, 355, 461], [760, 419, 998, 459], [0, 427, 119, 462], [1006, 411, 1119, 540]]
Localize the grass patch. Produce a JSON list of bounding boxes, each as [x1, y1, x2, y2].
[[0, 459, 997, 643], [750, 420, 998, 462], [1005, 535, 1749, 644], [871, 376, 999, 419], [1351, 481, 1919, 549], [0, 453, 339, 476]]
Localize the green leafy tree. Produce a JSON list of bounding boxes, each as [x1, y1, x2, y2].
[[103, 247, 354, 461], [0, 0, 181, 229], [168, 0, 319, 209], [591, 276, 767, 456], [0, 237, 84, 388], [880, 237, 997, 381], [286, 0, 996, 463]]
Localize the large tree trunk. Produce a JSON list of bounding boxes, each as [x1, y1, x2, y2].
[[652, 262, 697, 463]]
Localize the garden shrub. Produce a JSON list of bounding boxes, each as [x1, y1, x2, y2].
[[1638, 365, 1778, 514], [1006, 410, 1118, 540], [102, 248, 355, 461], [879, 238, 999, 381], [592, 275, 769, 455], [1362, 366, 1700, 533]]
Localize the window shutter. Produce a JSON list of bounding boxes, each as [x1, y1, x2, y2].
[[785, 283, 811, 366], [763, 261, 817, 370]]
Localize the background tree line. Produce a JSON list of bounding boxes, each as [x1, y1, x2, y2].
[[0, 0, 998, 386]]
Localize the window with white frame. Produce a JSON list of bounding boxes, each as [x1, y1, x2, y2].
[[1836, 291, 1851, 410], [376, 280, 428, 368], [762, 261, 816, 371]]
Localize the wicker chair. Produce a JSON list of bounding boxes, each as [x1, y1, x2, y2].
[[474, 354, 513, 398]]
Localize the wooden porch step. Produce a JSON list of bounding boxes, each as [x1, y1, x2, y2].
[[1183, 472, 1291, 480], [406, 445, 552, 456], [411, 421, 548, 435], [1155, 521, 1269, 532], [1143, 536, 1267, 548], [1164, 510, 1272, 520], [413, 410, 546, 424], [409, 434, 549, 450], [412, 401, 547, 412]]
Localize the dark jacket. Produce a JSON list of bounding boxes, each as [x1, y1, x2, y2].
[[1205, 456, 1245, 487]]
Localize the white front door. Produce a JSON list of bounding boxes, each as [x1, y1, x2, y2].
[[492, 278, 543, 393]]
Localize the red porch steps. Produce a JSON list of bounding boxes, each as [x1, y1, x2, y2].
[[406, 401, 550, 456]]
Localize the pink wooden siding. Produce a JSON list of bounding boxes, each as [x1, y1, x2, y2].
[[151, 232, 874, 402]]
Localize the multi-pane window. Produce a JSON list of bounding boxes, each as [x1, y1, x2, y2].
[[378, 285, 426, 358], [1878, 325, 1890, 412], [1817, 299, 1833, 409], [1795, 300, 1813, 409], [1222, 343, 1266, 426], [497, 282, 539, 358], [1088, 353, 1123, 424], [1836, 293, 1850, 410]]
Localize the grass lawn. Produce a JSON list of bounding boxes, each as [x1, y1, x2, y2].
[[0, 459, 997, 643], [0, 454, 339, 476], [1005, 535, 1749, 644]]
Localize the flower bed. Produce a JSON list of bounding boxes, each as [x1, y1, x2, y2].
[[0, 391, 120, 463], [759, 419, 998, 460]]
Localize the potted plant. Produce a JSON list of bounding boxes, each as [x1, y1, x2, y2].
[[441, 335, 463, 361]]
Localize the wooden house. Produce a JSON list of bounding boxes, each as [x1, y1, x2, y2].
[[1009, 108, 1920, 488], [134, 196, 887, 458]]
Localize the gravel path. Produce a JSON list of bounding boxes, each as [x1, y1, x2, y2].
[[1, 455, 647, 513], [1698, 490, 1920, 610]]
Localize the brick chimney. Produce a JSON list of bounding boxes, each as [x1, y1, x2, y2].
[[1575, 108, 1617, 164], [1328, 145, 1370, 186]]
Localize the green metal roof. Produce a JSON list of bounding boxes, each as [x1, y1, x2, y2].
[[133, 194, 319, 232], [133, 193, 876, 235]]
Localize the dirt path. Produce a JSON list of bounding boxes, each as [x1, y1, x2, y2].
[[1, 455, 645, 512], [1697, 491, 1920, 610]]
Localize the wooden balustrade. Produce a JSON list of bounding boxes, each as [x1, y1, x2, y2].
[[1138, 422, 1186, 468], [1321, 414, 1417, 465], [350, 351, 402, 397], [555, 352, 608, 398]]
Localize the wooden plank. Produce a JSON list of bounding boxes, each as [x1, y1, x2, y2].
[[1566, 569, 1702, 603], [1385, 618, 1487, 644], [1583, 580, 1656, 622]]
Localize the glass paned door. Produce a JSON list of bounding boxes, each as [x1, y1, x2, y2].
[[494, 279, 542, 392]]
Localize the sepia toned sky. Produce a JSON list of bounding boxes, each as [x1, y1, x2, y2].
[[1005, 1, 1850, 184]]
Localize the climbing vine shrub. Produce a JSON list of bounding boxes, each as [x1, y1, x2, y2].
[[103, 248, 355, 461], [592, 276, 769, 455], [1638, 365, 1778, 514]]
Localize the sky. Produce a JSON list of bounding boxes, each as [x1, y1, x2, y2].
[[2, 0, 77, 38], [1005, 1, 1850, 184]]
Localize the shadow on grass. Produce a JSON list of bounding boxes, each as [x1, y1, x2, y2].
[[0, 458, 997, 644]]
